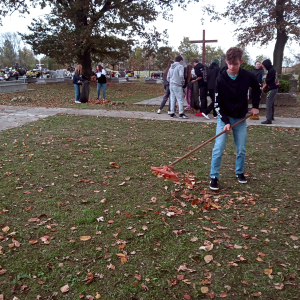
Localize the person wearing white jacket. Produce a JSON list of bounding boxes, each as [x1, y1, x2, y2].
[[167, 56, 188, 119]]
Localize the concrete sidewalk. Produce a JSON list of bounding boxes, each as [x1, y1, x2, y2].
[[1, 105, 300, 132]]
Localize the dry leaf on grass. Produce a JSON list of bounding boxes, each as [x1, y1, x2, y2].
[[264, 269, 272, 275], [80, 236, 91, 241], [201, 287, 209, 293], [2, 226, 9, 233], [204, 255, 213, 263], [60, 284, 69, 294]]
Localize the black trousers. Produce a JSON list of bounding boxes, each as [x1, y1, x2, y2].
[[204, 89, 217, 116], [159, 85, 171, 111], [199, 85, 207, 112]]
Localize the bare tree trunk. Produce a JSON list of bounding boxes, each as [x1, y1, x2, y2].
[[273, 29, 288, 75], [79, 48, 92, 77], [273, 0, 288, 75]]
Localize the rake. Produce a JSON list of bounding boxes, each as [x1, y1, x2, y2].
[[151, 115, 250, 181]]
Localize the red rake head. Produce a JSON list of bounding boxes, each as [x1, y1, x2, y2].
[[151, 166, 179, 181]]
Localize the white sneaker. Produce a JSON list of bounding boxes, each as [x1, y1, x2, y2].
[[157, 109, 161, 114], [75, 100, 81, 103], [202, 112, 210, 120]]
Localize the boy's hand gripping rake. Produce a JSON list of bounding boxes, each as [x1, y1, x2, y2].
[[151, 116, 250, 180]]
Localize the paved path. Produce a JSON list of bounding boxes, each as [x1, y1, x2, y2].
[[0, 105, 300, 132]]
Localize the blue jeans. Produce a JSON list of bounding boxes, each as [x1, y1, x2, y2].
[[210, 116, 247, 178], [97, 83, 107, 99], [74, 84, 80, 102]]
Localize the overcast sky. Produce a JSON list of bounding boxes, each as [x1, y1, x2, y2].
[[0, 0, 297, 64]]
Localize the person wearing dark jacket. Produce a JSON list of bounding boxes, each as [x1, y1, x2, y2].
[[192, 59, 208, 114], [73, 64, 88, 103], [95, 64, 107, 100], [261, 59, 278, 124], [157, 60, 174, 114], [209, 47, 260, 191], [251, 61, 264, 107], [252, 61, 265, 86], [202, 59, 220, 119]]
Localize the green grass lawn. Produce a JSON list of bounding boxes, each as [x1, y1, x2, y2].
[[0, 115, 299, 299]]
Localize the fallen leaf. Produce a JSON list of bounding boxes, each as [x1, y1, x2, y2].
[[142, 225, 148, 231], [28, 218, 40, 223], [256, 257, 264, 262], [233, 244, 243, 249], [0, 269, 7, 275], [168, 279, 177, 286], [151, 197, 157, 203], [264, 269, 272, 275], [95, 292, 101, 299], [86, 296, 94, 300], [2, 226, 9, 233], [274, 283, 284, 290], [141, 283, 148, 291], [184, 295, 191, 299], [80, 236, 91, 241], [290, 235, 298, 241], [190, 237, 198, 242], [107, 263, 115, 270], [29, 240, 38, 245], [60, 284, 69, 294], [204, 255, 213, 263], [220, 292, 227, 297], [177, 274, 184, 280], [252, 292, 262, 297], [201, 287, 209, 293]]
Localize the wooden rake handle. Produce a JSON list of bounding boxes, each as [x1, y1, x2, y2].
[[169, 115, 250, 167]]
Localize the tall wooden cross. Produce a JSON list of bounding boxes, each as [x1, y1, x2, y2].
[[190, 30, 218, 65]]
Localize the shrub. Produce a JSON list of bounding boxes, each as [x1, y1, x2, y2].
[[278, 74, 291, 81], [278, 80, 292, 93], [241, 62, 255, 71]]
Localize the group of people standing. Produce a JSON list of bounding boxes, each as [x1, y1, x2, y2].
[[158, 56, 221, 119], [158, 54, 279, 125], [73, 64, 107, 103]]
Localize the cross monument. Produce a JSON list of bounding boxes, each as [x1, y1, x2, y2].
[[190, 30, 218, 65]]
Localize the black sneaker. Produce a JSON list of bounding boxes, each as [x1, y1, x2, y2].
[[236, 173, 247, 183], [179, 113, 189, 119], [261, 120, 272, 124], [170, 113, 177, 118], [209, 177, 219, 190]]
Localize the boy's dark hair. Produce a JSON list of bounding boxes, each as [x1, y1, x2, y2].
[[226, 47, 243, 63], [193, 59, 199, 63], [175, 55, 183, 62]]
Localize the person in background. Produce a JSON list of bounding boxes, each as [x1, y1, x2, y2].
[[193, 58, 208, 116], [261, 59, 278, 124], [209, 47, 260, 191], [184, 63, 194, 110], [73, 64, 88, 103], [95, 65, 107, 101], [252, 61, 265, 87], [157, 60, 174, 114], [202, 58, 221, 119], [167, 55, 188, 119]]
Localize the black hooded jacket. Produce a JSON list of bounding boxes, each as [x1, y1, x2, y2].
[[215, 67, 261, 125], [194, 63, 207, 87], [262, 59, 278, 91], [252, 67, 264, 86], [207, 62, 220, 90]]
